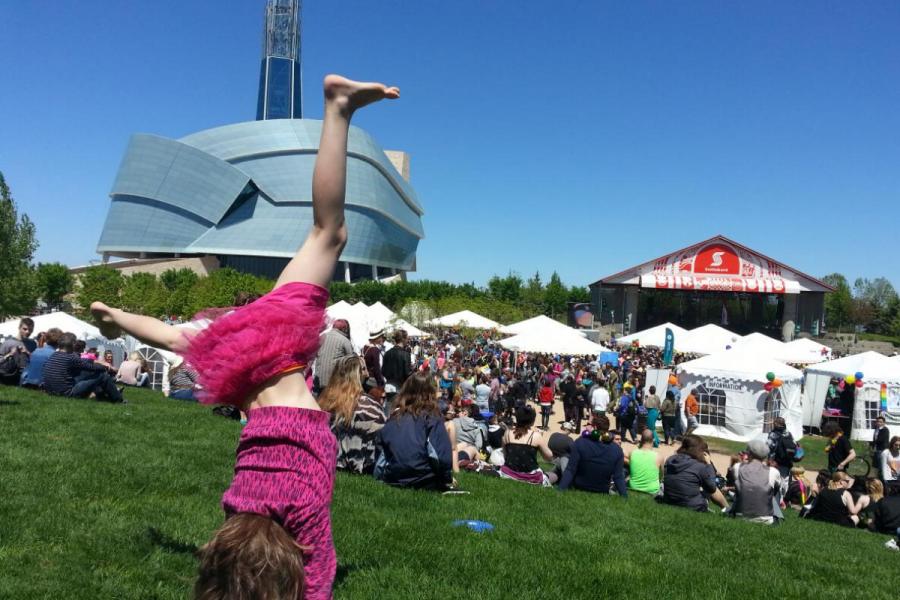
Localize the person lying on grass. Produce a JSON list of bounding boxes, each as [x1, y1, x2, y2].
[[90, 74, 400, 600], [661, 434, 728, 513]]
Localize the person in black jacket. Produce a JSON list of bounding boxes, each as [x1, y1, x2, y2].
[[374, 372, 453, 490], [381, 329, 413, 416], [662, 434, 728, 512], [559, 415, 627, 496], [872, 416, 891, 470]]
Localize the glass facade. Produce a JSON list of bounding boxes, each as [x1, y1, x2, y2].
[[256, 0, 302, 120], [97, 119, 424, 277]]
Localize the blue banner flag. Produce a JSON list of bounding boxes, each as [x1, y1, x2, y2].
[[663, 328, 674, 366]]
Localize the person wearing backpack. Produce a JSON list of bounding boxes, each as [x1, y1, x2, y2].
[[767, 417, 797, 481], [0, 317, 36, 385]]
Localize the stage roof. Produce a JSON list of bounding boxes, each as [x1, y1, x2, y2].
[[592, 235, 833, 295]]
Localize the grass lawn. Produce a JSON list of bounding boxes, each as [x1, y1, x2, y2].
[[1, 386, 896, 599]]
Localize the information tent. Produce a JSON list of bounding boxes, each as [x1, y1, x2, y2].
[[676, 349, 804, 442]]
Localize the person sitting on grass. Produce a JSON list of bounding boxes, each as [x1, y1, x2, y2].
[[41, 332, 123, 403], [90, 74, 402, 600], [20, 327, 62, 389], [784, 466, 813, 509], [731, 439, 783, 525], [662, 434, 728, 512], [453, 399, 486, 465], [375, 372, 454, 491], [559, 415, 627, 496], [318, 355, 385, 475], [116, 351, 149, 387], [823, 421, 856, 473], [626, 429, 662, 495], [867, 479, 900, 537], [499, 405, 557, 486], [166, 357, 199, 401], [881, 436, 900, 493], [807, 471, 861, 527]]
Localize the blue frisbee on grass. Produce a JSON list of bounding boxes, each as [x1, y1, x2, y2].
[[452, 520, 495, 533]]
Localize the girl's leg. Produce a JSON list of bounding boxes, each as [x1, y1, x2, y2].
[[274, 75, 399, 291], [90, 302, 191, 353]]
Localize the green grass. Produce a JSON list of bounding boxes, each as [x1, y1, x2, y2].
[[1, 387, 896, 599], [858, 332, 900, 347]]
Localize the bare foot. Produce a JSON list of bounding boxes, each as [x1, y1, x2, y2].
[[324, 74, 399, 116], [90, 301, 123, 339]]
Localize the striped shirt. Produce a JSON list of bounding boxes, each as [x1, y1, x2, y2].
[[330, 394, 386, 474], [168, 365, 198, 390], [43, 351, 107, 395]]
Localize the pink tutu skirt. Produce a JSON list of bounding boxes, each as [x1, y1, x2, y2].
[[183, 282, 329, 407]]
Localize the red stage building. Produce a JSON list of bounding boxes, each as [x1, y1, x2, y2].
[[590, 235, 834, 338]]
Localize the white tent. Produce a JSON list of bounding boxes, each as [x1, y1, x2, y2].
[[499, 328, 608, 356], [732, 332, 789, 357], [426, 310, 501, 330], [678, 324, 742, 355], [500, 315, 586, 337], [676, 349, 804, 442], [802, 352, 900, 440], [617, 322, 689, 348], [0, 312, 102, 340], [780, 338, 831, 365]]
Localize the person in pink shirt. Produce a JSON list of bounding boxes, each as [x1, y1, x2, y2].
[[90, 75, 400, 600]]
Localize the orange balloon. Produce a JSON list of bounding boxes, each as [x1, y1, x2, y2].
[[772, 379, 783, 388], [668, 375, 677, 385]]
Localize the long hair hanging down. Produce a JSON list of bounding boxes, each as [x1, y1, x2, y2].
[[393, 372, 439, 418], [317, 355, 364, 425], [195, 513, 305, 600]]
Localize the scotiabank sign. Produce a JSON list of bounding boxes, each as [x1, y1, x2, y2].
[[641, 242, 799, 294]]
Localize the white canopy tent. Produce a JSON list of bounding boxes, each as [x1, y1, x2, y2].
[[802, 352, 900, 440], [732, 332, 789, 357], [678, 324, 742, 355], [500, 330, 608, 356], [676, 349, 804, 442], [426, 310, 501, 330], [779, 338, 831, 365], [0, 312, 102, 340], [500, 315, 586, 337], [617, 322, 689, 348]]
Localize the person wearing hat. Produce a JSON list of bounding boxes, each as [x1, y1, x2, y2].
[[363, 329, 386, 388], [731, 438, 784, 525], [167, 355, 199, 401]]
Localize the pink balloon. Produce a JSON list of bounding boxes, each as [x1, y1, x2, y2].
[[764, 382, 774, 392], [855, 379, 863, 388]]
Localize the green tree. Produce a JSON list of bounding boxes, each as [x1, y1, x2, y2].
[[159, 268, 199, 318], [0, 172, 38, 319], [488, 272, 523, 303], [35, 262, 74, 309], [821, 273, 853, 331], [120, 273, 166, 317], [185, 269, 273, 317], [75, 265, 124, 316], [543, 272, 567, 320]]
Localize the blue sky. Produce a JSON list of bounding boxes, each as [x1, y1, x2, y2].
[[2, 1, 898, 289]]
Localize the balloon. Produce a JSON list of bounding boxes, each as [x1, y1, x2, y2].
[[764, 382, 774, 392], [854, 371, 864, 381], [772, 379, 783, 388], [766, 372, 775, 382], [668, 375, 677, 385], [845, 375, 856, 385], [855, 379, 863, 388]]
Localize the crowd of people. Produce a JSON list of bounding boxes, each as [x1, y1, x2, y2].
[[0, 317, 154, 402], [309, 323, 900, 550]]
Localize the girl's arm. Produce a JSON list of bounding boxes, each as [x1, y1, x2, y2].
[[535, 432, 554, 462]]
